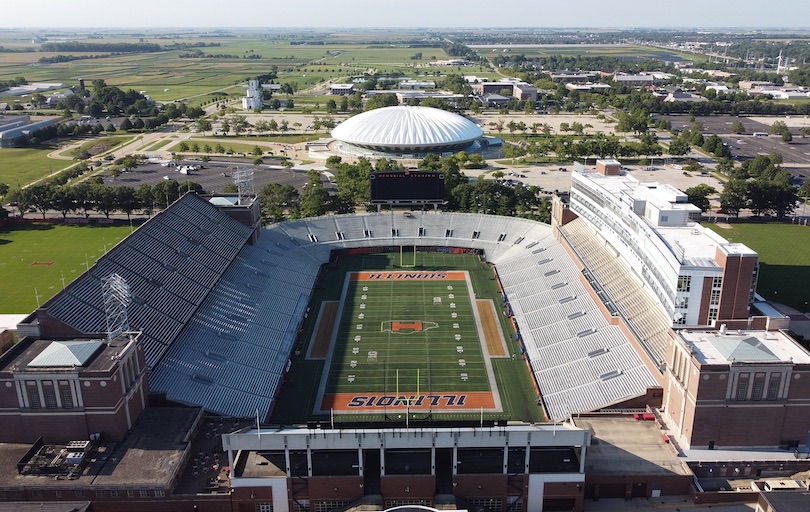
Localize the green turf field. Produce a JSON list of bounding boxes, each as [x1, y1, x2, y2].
[[271, 251, 546, 424], [0, 222, 137, 313], [324, 272, 490, 400], [705, 221, 810, 312]]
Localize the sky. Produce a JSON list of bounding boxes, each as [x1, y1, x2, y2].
[[4, 0, 810, 29]]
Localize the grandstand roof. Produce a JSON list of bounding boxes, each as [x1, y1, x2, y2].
[[331, 106, 483, 151]]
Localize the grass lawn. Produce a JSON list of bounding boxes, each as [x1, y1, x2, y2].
[[0, 222, 137, 313], [0, 147, 72, 187], [705, 221, 810, 312], [271, 252, 544, 425], [66, 135, 134, 158]]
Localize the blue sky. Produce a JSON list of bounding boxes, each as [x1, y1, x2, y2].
[[5, 0, 810, 28]]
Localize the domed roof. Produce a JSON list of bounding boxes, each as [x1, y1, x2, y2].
[[331, 106, 483, 151]]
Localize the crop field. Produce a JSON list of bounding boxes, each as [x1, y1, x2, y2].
[[706, 221, 810, 311], [470, 43, 696, 62], [0, 222, 137, 313], [271, 251, 545, 425]]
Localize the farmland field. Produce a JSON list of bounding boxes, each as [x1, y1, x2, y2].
[[271, 251, 545, 425]]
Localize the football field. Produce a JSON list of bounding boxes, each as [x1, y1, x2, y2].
[[310, 267, 506, 416]]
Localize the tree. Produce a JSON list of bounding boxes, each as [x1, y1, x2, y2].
[[6, 186, 32, 218], [730, 120, 746, 134], [782, 130, 793, 143], [299, 169, 329, 217], [115, 186, 141, 221], [719, 179, 748, 217], [93, 184, 118, 218], [196, 119, 212, 135], [684, 184, 717, 212], [260, 182, 300, 223], [27, 183, 55, 219]]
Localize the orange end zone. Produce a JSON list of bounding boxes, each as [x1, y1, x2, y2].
[[322, 392, 496, 412], [351, 271, 466, 281]]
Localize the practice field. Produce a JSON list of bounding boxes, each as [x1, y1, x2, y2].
[[314, 270, 503, 415], [271, 251, 545, 425], [0, 223, 136, 313], [705, 221, 810, 311]]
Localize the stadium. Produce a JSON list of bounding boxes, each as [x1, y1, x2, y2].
[[17, 193, 659, 423], [330, 105, 485, 155], [8, 165, 805, 512], [2, 187, 668, 511]]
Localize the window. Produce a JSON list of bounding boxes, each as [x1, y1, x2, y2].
[[75, 490, 85, 498], [127, 490, 135, 498], [736, 374, 749, 400], [363, 229, 372, 238], [55, 491, 62, 498], [768, 374, 781, 400], [677, 276, 691, 292], [256, 504, 274, 512], [391, 228, 398, 237], [27, 387, 41, 409], [472, 230, 481, 239], [660, 215, 668, 222], [154, 490, 165, 498], [61, 387, 74, 409], [708, 308, 719, 322], [710, 289, 721, 304], [43, 387, 58, 409], [31, 491, 43, 499], [140, 490, 149, 498], [418, 227, 425, 237], [712, 276, 723, 289], [752, 373, 766, 401]]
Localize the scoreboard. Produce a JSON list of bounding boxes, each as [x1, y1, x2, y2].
[[370, 171, 445, 205]]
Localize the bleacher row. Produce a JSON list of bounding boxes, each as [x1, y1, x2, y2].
[[494, 243, 659, 421], [41, 194, 254, 369], [558, 218, 673, 368]]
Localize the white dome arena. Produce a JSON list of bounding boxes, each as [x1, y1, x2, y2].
[[331, 106, 484, 153]]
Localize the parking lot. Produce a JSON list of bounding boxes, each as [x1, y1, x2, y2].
[[660, 114, 810, 182], [106, 158, 321, 194]]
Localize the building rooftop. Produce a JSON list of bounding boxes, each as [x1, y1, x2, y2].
[[574, 416, 691, 476], [677, 329, 810, 366], [0, 407, 201, 489], [0, 336, 132, 374], [574, 170, 755, 268]]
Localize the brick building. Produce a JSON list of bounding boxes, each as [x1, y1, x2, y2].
[[0, 333, 147, 444], [663, 328, 810, 449]]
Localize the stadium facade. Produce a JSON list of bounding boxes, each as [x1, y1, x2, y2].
[[330, 106, 484, 154]]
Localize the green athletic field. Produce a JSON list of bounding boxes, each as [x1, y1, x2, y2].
[[0, 222, 137, 314], [325, 272, 489, 398], [271, 251, 546, 424]]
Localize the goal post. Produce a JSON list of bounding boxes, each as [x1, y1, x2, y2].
[[399, 245, 417, 268]]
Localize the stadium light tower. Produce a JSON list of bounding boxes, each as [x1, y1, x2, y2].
[[234, 168, 254, 205], [102, 273, 132, 342]]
